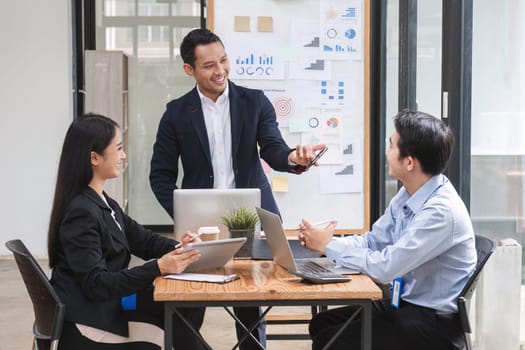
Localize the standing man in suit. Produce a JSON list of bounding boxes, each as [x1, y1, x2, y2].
[[150, 28, 325, 349]]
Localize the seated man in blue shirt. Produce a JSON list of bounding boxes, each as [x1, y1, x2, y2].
[[298, 109, 476, 350]]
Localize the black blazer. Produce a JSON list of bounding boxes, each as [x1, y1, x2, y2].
[[50, 187, 175, 336], [150, 80, 294, 217]]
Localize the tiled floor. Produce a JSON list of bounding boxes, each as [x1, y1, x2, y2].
[[0, 258, 311, 350]]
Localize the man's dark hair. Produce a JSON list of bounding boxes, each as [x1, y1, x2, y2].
[[180, 28, 224, 67], [393, 109, 455, 175]]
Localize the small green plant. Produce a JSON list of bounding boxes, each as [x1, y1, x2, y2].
[[221, 206, 259, 230]]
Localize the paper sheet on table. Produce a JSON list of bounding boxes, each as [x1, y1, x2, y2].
[[164, 273, 239, 283]]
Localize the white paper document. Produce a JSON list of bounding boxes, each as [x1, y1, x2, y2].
[[164, 273, 239, 284]]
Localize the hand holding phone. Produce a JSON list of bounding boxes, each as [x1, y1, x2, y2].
[[292, 147, 328, 173], [305, 147, 328, 170]]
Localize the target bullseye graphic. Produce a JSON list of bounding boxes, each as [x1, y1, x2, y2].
[[272, 97, 293, 117]]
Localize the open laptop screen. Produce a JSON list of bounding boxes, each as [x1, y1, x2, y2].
[[173, 188, 261, 240]]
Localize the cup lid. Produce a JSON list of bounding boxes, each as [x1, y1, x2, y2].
[[198, 226, 220, 234]]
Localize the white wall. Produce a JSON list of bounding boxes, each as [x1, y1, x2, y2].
[[0, 0, 72, 257]]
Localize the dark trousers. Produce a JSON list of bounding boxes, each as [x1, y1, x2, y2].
[[138, 291, 266, 350], [139, 289, 266, 349], [58, 287, 265, 350], [309, 299, 465, 350], [137, 286, 207, 349], [58, 287, 206, 350]]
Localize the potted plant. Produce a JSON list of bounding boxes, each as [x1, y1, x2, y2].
[[221, 206, 259, 259]]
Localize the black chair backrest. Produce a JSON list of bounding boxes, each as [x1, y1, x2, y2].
[[5, 239, 65, 343], [460, 235, 497, 300]]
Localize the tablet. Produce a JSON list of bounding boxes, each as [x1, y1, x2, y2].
[[181, 237, 247, 272]]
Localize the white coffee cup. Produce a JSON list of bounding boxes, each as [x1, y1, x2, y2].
[[197, 226, 220, 241]]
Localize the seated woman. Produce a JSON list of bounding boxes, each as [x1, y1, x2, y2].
[[48, 113, 206, 349]]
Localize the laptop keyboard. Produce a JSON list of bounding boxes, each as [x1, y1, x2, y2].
[[296, 260, 346, 279]]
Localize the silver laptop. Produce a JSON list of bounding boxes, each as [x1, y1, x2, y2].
[[256, 207, 355, 284], [173, 188, 261, 240], [181, 237, 247, 272]]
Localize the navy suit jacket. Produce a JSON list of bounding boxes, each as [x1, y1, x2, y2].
[[150, 80, 294, 217]]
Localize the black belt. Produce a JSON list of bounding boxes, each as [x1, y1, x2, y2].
[[435, 312, 457, 320], [401, 300, 458, 320]]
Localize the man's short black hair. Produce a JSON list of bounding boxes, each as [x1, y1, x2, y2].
[[393, 109, 455, 175], [180, 28, 224, 68]]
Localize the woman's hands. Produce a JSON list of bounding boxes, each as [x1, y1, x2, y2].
[[157, 231, 202, 275], [177, 230, 202, 247]]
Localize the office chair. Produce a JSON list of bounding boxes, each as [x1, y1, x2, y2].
[[5, 239, 65, 350], [6, 239, 164, 349], [457, 235, 497, 350]]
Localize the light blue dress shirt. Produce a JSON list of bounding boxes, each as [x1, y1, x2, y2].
[[326, 174, 476, 313]]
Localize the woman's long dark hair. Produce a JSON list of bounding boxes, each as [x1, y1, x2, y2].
[[48, 113, 118, 268]]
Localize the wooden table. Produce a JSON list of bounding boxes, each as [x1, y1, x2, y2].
[[154, 260, 382, 350]]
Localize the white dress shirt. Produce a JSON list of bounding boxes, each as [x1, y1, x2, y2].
[[197, 85, 235, 189]]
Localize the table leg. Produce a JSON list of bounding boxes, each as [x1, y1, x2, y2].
[[224, 306, 273, 350], [172, 308, 213, 350], [164, 303, 213, 350], [361, 301, 372, 350], [164, 303, 173, 350]]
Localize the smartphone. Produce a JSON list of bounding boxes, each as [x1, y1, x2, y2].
[[291, 147, 328, 173], [305, 147, 328, 170]]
